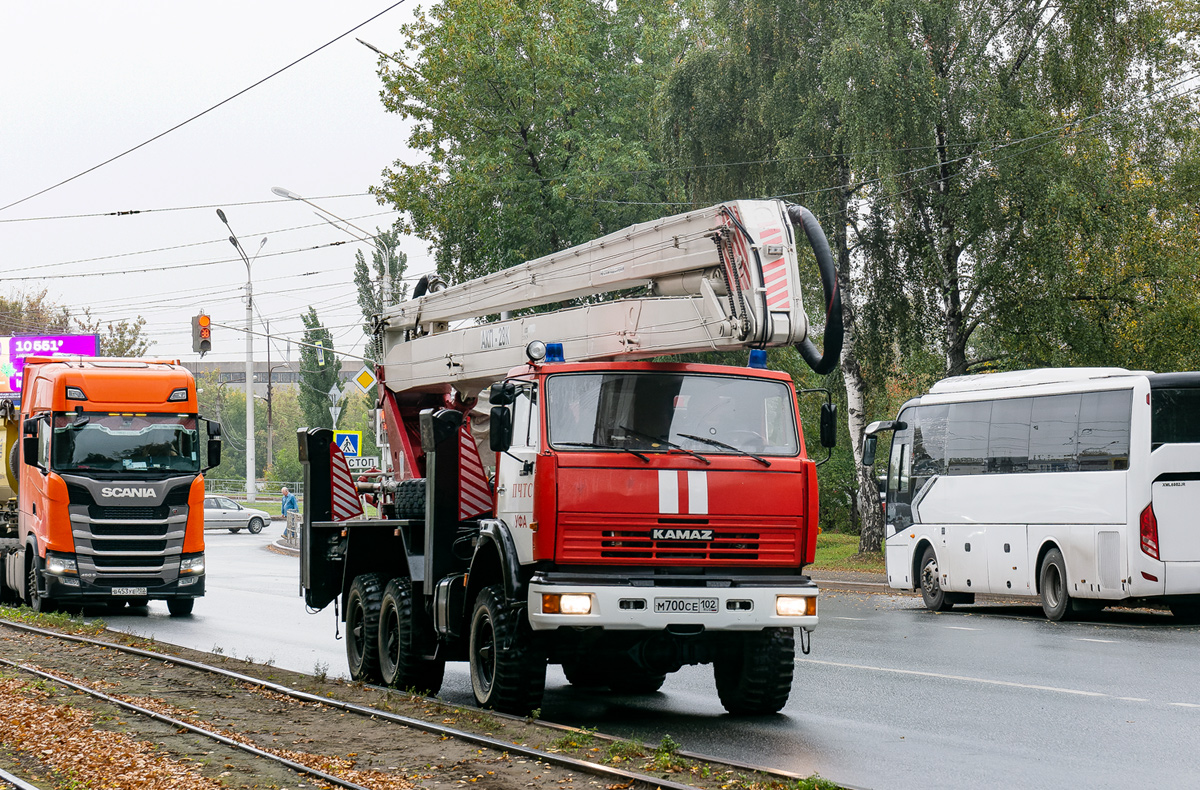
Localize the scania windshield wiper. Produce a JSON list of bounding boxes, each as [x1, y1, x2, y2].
[[617, 425, 710, 465], [678, 433, 771, 467], [556, 441, 650, 463]]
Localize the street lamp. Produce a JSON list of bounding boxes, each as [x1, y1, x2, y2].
[[271, 186, 394, 307], [216, 208, 267, 502]]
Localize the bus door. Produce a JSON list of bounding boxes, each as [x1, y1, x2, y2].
[[884, 423, 915, 587]]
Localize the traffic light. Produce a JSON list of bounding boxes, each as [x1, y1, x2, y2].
[[192, 313, 212, 356]]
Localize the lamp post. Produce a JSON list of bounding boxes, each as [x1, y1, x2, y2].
[[271, 187, 393, 307], [216, 208, 266, 502]]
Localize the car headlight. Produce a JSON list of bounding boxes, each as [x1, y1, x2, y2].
[[180, 555, 205, 574], [45, 554, 78, 575]]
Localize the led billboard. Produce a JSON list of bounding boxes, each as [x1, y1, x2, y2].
[[0, 335, 99, 399]]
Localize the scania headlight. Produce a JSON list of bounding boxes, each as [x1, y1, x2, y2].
[[45, 553, 78, 575], [180, 555, 205, 574]]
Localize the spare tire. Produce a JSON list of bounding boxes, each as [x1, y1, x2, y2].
[[394, 479, 427, 519], [9, 442, 19, 490]]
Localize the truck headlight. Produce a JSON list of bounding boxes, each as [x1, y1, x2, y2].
[[776, 595, 816, 617], [45, 554, 78, 575], [542, 593, 592, 615], [180, 555, 205, 574]]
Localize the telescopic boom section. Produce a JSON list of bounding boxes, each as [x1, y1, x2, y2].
[[379, 200, 842, 396]]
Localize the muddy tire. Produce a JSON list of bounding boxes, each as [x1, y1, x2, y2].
[[346, 573, 385, 683], [713, 628, 795, 715], [469, 585, 545, 714], [378, 578, 445, 693]]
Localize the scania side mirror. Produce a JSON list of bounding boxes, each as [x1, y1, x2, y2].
[[22, 417, 41, 469], [489, 406, 513, 452], [862, 435, 878, 467], [490, 381, 517, 407], [204, 420, 223, 470], [819, 402, 837, 449]]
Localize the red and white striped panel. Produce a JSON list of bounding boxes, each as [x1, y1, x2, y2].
[[458, 422, 493, 520], [758, 226, 791, 309], [329, 442, 364, 521]]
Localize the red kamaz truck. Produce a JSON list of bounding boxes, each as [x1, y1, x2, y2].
[[300, 200, 842, 714], [0, 357, 222, 614]]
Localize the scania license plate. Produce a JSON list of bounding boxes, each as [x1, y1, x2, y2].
[[112, 587, 147, 597], [654, 597, 718, 614]]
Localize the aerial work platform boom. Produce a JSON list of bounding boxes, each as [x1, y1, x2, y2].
[[379, 199, 842, 395]]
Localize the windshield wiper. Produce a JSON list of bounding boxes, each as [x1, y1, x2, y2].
[[678, 433, 771, 467], [618, 425, 710, 465], [556, 441, 650, 463]]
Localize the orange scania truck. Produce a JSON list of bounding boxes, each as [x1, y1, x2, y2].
[[0, 357, 222, 615]]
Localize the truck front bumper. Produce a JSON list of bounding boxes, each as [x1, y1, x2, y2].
[[527, 571, 817, 632], [41, 573, 205, 602]]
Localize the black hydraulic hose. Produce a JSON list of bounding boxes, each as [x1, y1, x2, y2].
[[787, 204, 843, 375]]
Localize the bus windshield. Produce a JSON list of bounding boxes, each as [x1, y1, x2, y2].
[[51, 412, 201, 474], [1152, 388, 1200, 447], [545, 372, 799, 456]]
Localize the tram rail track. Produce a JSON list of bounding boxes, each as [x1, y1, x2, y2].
[[0, 616, 829, 790]]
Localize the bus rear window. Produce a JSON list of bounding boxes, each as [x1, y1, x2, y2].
[[1152, 388, 1200, 447]]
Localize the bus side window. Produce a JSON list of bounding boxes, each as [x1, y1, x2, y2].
[[899, 444, 910, 493]]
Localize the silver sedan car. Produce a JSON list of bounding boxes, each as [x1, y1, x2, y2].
[[203, 495, 271, 534]]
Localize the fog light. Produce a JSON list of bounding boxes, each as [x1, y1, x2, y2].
[[46, 555, 78, 575], [542, 593, 592, 615], [776, 595, 816, 617], [178, 576, 198, 587], [60, 577, 81, 587]]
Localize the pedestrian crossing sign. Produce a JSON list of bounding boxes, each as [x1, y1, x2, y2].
[[333, 430, 362, 457]]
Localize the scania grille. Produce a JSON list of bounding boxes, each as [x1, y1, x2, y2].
[[90, 505, 168, 520], [91, 539, 169, 553], [558, 520, 801, 564], [92, 555, 166, 569], [89, 522, 170, 537]]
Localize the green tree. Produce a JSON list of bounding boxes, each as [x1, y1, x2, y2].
[[354, 227, 408, 371], [75, 309, 153, 356], [372, 0, 687, 283], [0, 290, 71, 336], [298, 307, 338, 431]]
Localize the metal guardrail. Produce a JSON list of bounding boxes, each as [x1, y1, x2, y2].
[[204, 479, 303, 498]]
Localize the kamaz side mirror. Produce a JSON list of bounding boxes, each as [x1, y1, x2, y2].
[[819, 402, 837, 449], [490, 381, 517, 407], [489, 406, 513, 453], [862, 435, 878, 467]]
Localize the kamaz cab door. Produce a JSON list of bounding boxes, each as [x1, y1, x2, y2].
[[495, 385, 537, 562]]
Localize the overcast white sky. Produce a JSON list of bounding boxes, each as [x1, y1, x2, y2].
[[0, 0, 431, 368]]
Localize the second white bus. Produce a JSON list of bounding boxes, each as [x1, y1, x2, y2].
[[864, 367, 1200, 622]]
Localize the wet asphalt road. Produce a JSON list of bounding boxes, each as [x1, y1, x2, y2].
[[98, 529, 1200, 790]]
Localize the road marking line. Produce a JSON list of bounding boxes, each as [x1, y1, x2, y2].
[[1117, 697, 1149, 702], [945, 626, 979, 631], [1169, 702, 1200, 708], [836, 617, 867, 621], [796, 658, 1106, 697], [1077, 638, 1118, 643]]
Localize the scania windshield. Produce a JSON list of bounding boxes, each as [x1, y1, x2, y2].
[[546, 372, 799, 456], [51, 413, 201, 474]]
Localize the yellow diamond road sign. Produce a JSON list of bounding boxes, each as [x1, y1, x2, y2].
[[352, 365, 376, 394]]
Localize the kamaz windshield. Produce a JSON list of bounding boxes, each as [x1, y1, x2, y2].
[[51, 412, 201, 474], [546, 372, 799, 456]]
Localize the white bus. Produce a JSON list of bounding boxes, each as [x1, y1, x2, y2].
[[863, 368, 1200, 622]]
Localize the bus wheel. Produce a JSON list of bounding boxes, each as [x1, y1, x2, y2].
[[378, 578, 445, 694], [1039, 548, 1074, 622], [919, 546, 952, 612], [469, 585, 545, 715], [714, 627, 794, 715], [346, 573, 384, 683]]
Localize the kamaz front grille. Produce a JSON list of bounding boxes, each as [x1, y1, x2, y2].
[[558, 518, 801, 565]]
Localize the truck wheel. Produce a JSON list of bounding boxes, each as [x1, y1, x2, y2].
[[713, 627, 795, 715], [561, 660, 606, 688], [469, 584, 545, 715], [248, 518, 264, 535], [346, 573, 384, 683], [394, 479, 426, 519], [26, 555, 45, 613], [167, 598, 194, 616], [229, 528, 242, 534], [378, 578, 445, 694]]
